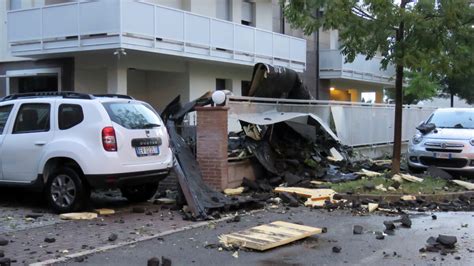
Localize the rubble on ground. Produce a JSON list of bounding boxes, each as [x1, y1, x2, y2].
[[419, 234, 458, 255]]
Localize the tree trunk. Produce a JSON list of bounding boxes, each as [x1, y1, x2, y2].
[[391, 65, 404, 175], [450, 92, 454, 107], [391, 0, 408, 175]]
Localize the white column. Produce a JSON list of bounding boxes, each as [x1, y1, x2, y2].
[[107, 61, 127, 95], [330, 30, 339, 50]]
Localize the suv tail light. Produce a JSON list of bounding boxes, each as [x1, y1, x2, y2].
[[102, 127, 117, 151]]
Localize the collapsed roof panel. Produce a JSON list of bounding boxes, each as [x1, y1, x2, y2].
[[248, 63, 313, 99], [235, 110, 340, 142]]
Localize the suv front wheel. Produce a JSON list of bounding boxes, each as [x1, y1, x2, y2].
[[46, 167, 89, 213], [121, 183, 158, 203]]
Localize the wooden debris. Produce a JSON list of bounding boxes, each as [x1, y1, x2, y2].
[[368, 203, 379, 212], [356, 169, 383, 178], [219, 221, 322, 251], [155, 198, 176, 204], [310, 180, 328, 185], [59, 212, 98, 220], [388, 186, 397, 191], [224, 187, 245, 196], [392, 174, 403, 183], [392, 173, 423, 183], [401, 195, 417, 201], [274, 187, 336, 200], [372, 159, 392, 165], [452, 180, 474, 190], [94, 209, 115, 216], [327, 148, 344, 162], [375, 184, 387, 192]]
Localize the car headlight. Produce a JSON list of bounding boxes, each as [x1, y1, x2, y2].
[[470, 139, 474, 146], [412, 134, 423, 145]]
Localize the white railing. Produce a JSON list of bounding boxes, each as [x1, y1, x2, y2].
[[7, 0, 306, 71], [319, 49, 395, 84], [227, 96, 436, 147]]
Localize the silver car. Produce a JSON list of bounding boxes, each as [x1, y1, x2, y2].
[[407, 108, 474, 175]]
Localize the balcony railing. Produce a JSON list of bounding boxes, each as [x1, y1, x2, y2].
[[319, 49, 395, 85], [7, 0, 306, 71]]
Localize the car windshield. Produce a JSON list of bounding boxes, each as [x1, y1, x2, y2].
[[102, 102, 162, 130], [426, 110, 474, 129]]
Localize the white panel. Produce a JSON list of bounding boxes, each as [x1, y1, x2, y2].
[[43, 4, 77, 39], [211, 20, 233, 50], [185, 13, 210, 46], [155, 6, 184, 41], [290, 38, 306, 63], [122, 1, 154, 37], [273, 34, 290, 60], [234, 25, 254, 53], [255, 30, 272, 57], [7, 9, 42, 42], [80, 0, 120, 35]]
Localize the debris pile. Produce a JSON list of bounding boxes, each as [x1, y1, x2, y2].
[[419, 235, 458, 255]]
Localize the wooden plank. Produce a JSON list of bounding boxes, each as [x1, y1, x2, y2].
[[274, 187, 336, 201], [220, 221, 322, 251]]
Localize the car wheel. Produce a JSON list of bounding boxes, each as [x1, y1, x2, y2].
[[121, 183, 158, 203], [408, 165, 425, 174], [46, 167, 88, 213]]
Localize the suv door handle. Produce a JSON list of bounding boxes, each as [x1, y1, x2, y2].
[[34, 141, 46, 146]]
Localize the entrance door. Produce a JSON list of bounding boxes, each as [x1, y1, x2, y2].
[[6, 68, 61, 95]]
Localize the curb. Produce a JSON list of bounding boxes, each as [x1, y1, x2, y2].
[[340, 191, 474, 202]]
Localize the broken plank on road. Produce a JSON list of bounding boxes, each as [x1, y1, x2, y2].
[[274, 187, 336, 201], [219, 221, 322, 251]]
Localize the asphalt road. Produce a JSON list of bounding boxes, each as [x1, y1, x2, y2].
[[63, 207, 474, 266]]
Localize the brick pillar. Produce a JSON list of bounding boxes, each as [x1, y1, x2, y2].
[[195, 106, 229, 191]]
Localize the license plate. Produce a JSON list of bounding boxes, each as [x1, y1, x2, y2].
[[135, 146, 159, 157], [434, 152, 451, 159]]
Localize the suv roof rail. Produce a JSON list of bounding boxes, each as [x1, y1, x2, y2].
[[93, 94, 134, 99], [0, 91, 93, 102]]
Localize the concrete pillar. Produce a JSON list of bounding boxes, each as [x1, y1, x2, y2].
[[107, 61, 127, 95], [329, 30, 339, 49], [195, 106, 229, 191]]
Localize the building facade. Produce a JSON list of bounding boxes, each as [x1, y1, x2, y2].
[[1, 0, 393, 113]]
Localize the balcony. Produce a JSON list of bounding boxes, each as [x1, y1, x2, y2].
[[319, 49, 395, 85], [7, 0, 306, 71]]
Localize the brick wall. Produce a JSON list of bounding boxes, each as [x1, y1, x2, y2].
[[195, 106, 229, 191]]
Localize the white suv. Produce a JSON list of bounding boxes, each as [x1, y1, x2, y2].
[[0, 92, 173, 213]]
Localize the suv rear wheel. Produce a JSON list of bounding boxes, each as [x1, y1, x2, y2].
[[121, 183, 158, 203], [46, 167, 89, 213]]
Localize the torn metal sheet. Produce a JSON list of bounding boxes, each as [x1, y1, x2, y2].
[[248, 63, 313, 99], [168, 119, 230, 219], [235, 110, 339, 142]]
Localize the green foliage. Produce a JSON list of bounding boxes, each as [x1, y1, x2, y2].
[[282, 0, 474, 88], [329, 176, 461, 195], [385, 70, 440, 104]]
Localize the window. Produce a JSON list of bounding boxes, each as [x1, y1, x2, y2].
[[216, 0, 231, 21], [241, 1, 255, 26], [216, 78, 232, 91], [13, 104, 51, 134], [241, 80, 251, 96], [0, 105, 14, 134], [59, 104, 84, 130], [102, 102, 162, 130], [427, 110, 474, 129]]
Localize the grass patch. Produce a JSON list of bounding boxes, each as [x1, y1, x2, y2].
[[330, 176, 462, 195]]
